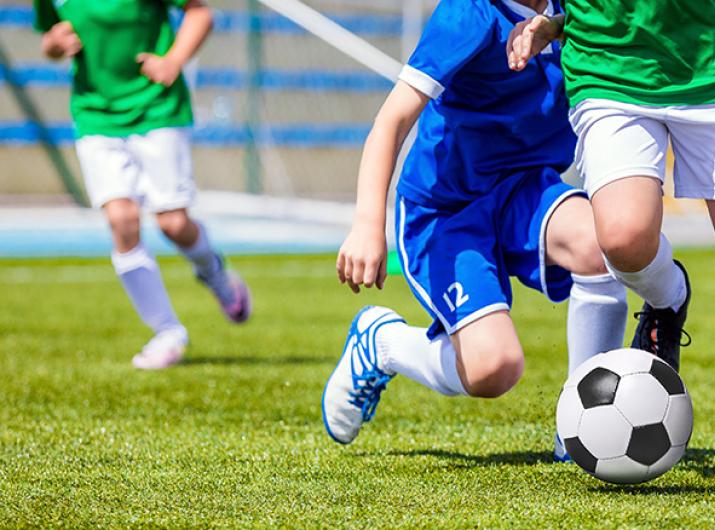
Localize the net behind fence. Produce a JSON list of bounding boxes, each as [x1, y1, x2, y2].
[[0, 0, 708, 258], [0, 0, 438, 203]]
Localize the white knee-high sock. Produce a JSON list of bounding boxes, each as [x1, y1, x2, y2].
[[567, 273, 628, 374], [376, 324, 468, 396], [111, 244, 183, 334], [605, 233, 686, 311], [178, 221, 220, 278]]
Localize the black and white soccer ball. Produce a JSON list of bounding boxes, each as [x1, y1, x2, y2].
[[557, 348, 693, 484]]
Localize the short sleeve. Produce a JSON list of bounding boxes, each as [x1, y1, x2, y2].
[[33, 0, 60, 32], [399, 0, 495, 98]]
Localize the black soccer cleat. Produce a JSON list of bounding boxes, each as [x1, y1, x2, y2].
[[630, 260, 691, 372]]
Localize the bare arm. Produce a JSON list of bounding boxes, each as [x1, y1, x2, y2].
[[40, 21, 82, 61], [137, 0, 213, 86], [507, 14, 565, 71], [337, 81, 429, 293]]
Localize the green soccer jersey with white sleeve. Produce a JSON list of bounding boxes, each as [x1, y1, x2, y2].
[[562, 0, 715, 106], [34, 0, 193, 137]]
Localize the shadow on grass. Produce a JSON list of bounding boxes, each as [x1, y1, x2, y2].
[[587, 448, 715, 494], [591, 484, 712, 495], [357, 448, 552, 468], [359, 447, 715, 480], [180, 355, 328, 366], [681, 447, 715, 478]]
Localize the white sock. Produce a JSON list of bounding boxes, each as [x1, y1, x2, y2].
[[376, 324, 468, 396], [605, 233, 686, 311], [179, 221, 220, 278], [111, 244, 183, 334], [567, 273, 628, 374]]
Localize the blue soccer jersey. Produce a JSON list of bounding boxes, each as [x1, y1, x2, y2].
[[397, 0, 576, 207]]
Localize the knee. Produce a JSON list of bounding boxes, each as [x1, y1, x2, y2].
[[106, 202, 140, 240], [459, 348, 524, 398], [157, 211, 191, 241], [597, 219, 658, 268]]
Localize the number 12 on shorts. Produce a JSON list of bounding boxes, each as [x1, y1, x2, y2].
[[443, 282, 469, 312]]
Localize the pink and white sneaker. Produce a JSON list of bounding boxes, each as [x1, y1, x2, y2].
[[132, 326, 188, 370], [197, 255, 252, 324], [221, 271, 252, 323]]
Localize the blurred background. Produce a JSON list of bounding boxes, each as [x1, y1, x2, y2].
[[0, 0, 710, 257]]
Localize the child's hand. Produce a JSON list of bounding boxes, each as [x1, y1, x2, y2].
[[507, 14, 564, 71], [136, 53, 182, 87], [42, 21, 82, 60], [337, 223, 388, 294]]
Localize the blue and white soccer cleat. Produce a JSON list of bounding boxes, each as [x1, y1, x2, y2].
[[553, 433, 572, 463], [322, 306, 405, 444]]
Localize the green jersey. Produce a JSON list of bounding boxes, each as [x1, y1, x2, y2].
[[34, 0, 193, 137], [562, 0, 715, 107]]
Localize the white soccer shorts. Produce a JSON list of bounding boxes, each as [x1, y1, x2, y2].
[[75, 127, 196, 212], [569, 99, 715, 200]]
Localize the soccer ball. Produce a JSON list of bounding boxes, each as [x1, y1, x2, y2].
[[557, 348, 693, 484]]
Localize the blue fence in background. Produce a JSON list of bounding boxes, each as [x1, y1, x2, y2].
[[0, 121, 371, 147], [0, 5, 402, 36], [0, 64, 392, 92], [0, 5, 395, 148]]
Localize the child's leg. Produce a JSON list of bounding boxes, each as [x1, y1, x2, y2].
[[156, 209, 213, 275], [322, 194, 520, 444], [571, 99, 686, 311], [591, 177, 687, 311], [543, 195, 628, 373], [708, 200, 715, 230], [128, 127, 251, 324], [569, 100, 691, 369], [322, 306, 522, 444], [106, 199, 184, 335], [156, 209, 251, 323], [378, 311, 522, 398]]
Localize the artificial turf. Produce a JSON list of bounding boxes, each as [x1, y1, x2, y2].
[[0, 250, 713, 528]]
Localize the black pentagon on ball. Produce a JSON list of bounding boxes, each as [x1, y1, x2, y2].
[[564, 437, 597, 473], [649, 359, 685, 395], [577, 368, 620, 409], [627, 423, 671, 466]]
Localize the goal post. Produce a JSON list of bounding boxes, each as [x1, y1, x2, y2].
[[257, 0, 402, 82]]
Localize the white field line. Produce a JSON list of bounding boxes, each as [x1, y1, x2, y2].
[[0, 262, 336, 284], [0, 192, 368, 229]]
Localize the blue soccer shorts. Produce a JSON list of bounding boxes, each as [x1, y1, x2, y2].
[[395, 167, 586, 338]]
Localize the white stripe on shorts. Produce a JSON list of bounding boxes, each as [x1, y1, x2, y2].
[[398, 197, 510, 336]]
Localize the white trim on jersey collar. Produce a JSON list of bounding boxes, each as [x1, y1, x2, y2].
[[500, 0, 555, 19]]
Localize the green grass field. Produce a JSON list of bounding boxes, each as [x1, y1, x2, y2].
[[1, 250, 713, 528]]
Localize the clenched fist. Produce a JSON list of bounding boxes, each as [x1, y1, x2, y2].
[[42, 21, 82, 60], [136, 53, 182, 87]]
